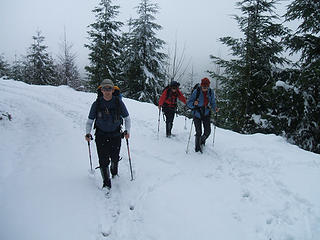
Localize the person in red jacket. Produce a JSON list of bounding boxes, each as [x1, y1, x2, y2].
[[158, 81, 187, 137]]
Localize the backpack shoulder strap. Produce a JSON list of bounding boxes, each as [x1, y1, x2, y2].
[[93, 97, 101, 129], [114, 95, 122, 123], [164, 86, 171, 99], [195, 85, 201, 101]]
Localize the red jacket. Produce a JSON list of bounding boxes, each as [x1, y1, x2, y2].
[[159, 88, 186, 108]]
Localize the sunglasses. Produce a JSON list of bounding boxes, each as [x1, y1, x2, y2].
[[101, 86, 113, 92]]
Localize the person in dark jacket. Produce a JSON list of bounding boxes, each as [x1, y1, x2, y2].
[[85, 79, 131, 189], [158, 81, 187, 137], [187, 77, 217, 152]]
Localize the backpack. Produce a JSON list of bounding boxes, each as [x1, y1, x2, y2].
[[192, 84, 201, 101], [94, 86, 122, 129], [162, 85, 171, 100]]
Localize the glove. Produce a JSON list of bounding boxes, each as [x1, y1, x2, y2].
[[85, 133, 93, 141], [121, 130, 130, 139]]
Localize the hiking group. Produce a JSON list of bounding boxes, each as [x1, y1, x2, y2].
[[159, 77, 218, 152], [85, 77, 218, 189]]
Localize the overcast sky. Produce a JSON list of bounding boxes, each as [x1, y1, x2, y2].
[[1, 0, 293, 78]]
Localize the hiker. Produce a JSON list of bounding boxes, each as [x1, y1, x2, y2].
[[187, 77, 217, 152], [158, 81, 187, 137], [85, 79, 131, 189]]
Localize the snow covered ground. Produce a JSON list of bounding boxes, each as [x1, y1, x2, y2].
[[0, 78, 319, 240]]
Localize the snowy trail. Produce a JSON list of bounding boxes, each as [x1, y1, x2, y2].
[[0, 81, 101, 240], [1, 79, 320, 240]]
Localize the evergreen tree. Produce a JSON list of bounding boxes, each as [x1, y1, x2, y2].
[[121, 0, 167, 104], [57, 28, 81, 89], [284, 0, 320, 153], [118, 18, 134, 95], [85, 0, 123, 90], [24, 30, 57, 85], [210, 0, 288, 133], [9, 55, 24, 81], [0, 54, 10, 78], [270, 69, 303, 135]]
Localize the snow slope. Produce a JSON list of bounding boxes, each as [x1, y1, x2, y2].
[[0, 79, 319, 240]]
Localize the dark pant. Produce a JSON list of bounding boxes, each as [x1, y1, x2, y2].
[[95, 134, 121, 177], [163, 107, 175, 136], [193, 115, 211, 151]]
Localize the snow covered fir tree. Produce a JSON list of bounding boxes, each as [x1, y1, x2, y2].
[[210, 0, 289, 134], [119, 0, 167, 104], [8, 55, 24, 82], [85, 0, 123, 90], [0, 54, 10, 78], [281, 0, 320, 153], [56, 29, 81, 89], [23, 30, 58, 86]]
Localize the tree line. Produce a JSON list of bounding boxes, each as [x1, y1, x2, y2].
[[210, 0, 319, 154], [0, 28, 83, 90], [0, 0, 319, 154]]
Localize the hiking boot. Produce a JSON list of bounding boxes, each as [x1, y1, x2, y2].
[[195, 136, 202, 153], [110, 161, 118, 177], [201, 136, 206, 146], [102, 178, 111, 189], [100, 167, 111, 189], [166, 122, 173, 137]]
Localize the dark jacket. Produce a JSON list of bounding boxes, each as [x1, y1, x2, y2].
[[88, 96, 129, 135]]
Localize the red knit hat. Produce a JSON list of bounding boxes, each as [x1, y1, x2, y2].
[[201, 77, 210, 87]]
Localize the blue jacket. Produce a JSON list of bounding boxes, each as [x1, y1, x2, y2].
[[187, 88, 216, 119]]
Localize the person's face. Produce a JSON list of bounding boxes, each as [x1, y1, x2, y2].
[[101, 86, 114, 98], [171, 86, 177, 92], [201, 85, 209, 92]]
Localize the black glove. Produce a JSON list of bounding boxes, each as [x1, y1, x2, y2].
[[121, 130, 128, 139], [85, 133, 93, 140]]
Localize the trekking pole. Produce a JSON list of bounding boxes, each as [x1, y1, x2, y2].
[[186, 119, 194, 153], [125, 138, 134, 181], [87, 135, 94, 173], [184, 116, 187, 130], [212, 111, 217, 148], [157, 108, 161, 137], [183, 106, 187, 130]]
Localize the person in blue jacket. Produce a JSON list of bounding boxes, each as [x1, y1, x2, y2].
[[187, 77, 217, 152]]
